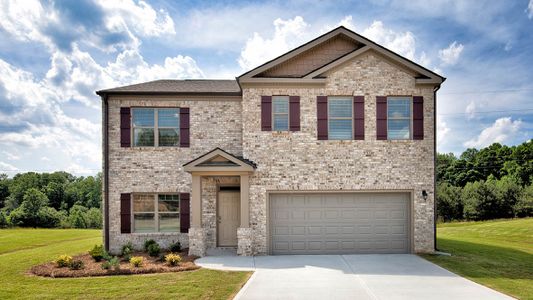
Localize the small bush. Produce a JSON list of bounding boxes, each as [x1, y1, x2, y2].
[[101, 256, 120, 270], [147, 243, 160, 257], [88, 245, 105, 262], [165, 253, 182, 266], [143, 239, 157, 252], [129, 256, 143, 268], [169, 241, 181, 253], [69, 260, 84, 270], [121, 242, 134, 261], [55, 255, 73, 268]]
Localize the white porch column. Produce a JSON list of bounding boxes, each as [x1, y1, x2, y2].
[[191, 174, 201, 228], [240, 174, 250, 228]]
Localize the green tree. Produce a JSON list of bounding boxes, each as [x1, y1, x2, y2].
[[494, 175, 522, 218], [86, 207, 103, 229], [8, 188, 49, 227], [0, 173, 10, 208], [436, 182, 463, 221], [514, 184, 533, 217], [68, 205, 88, 228], [462, 180, 499, 220]]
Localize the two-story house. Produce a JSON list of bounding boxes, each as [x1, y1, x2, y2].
[[97, 26, 445, 257]]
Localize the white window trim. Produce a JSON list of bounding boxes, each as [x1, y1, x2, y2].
[[328, 96, 353, 140], [387, 96, 413, 140], [132, 193, 180, 233], [271, 96, 290, 131], [131, 108, 180, 147]]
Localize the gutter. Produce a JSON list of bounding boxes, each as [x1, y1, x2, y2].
[[101, 94, 110, 251], [433, 82, 443, 252]]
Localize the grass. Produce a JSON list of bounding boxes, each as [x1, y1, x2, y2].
[[0, 228, 251, 300], [422, 218, 533, 300]]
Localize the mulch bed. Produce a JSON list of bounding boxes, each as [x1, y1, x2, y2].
[[30, 250, 200, 278]]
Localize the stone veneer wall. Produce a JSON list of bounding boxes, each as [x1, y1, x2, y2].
[[106, 95, 242, 254], [242, 50, 436, 255]]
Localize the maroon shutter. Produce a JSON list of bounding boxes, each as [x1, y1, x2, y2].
[[120, 193, 131, 234], [317, 96, 328, 140], [376, 96, 387, 140], [354, 96, 364, 140], [120, 107, 131, 147], [180, 108, 190, 147], [413, 96, 424, 140], [289, 96, 300, 131], [179, 193, 190, 233], [261, 96, 272, 131]]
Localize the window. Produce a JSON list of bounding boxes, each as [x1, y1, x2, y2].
[[328, 97, 352, 140], [387, 97, 411, 140], [132, 108, 180, 147], [133, 194, 180, 233], [272, 96, 289, 131]]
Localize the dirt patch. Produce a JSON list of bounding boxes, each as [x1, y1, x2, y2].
[[30, 250, 200, 278]]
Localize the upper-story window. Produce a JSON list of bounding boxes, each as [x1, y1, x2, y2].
[[387, 97, 411, 140], [328, 97, 353, 140], [272, 96, 289, 131], [132, 193, 180, 233], [132, 108, 180, 147]]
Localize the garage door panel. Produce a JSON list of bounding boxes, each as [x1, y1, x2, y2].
[[270, 193, 410, 254]]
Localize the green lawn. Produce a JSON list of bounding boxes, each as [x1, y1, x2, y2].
[[423, 218, 533, 300], [0, 228, 250, 300]]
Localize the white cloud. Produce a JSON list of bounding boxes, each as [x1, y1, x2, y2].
[[438, 41, 464, 66], [527, 0, 533, 19], [362, 21, 416, 60], [437, 118, 450, 144], [464, 117, 523, 148], [2, 151, 20, 161], [238, 16, 309, 70], [465, 101, 477, 120], [0, 161, 17, 171]]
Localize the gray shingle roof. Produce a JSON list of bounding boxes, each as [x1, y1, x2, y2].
[[96, 79, 241, 96]]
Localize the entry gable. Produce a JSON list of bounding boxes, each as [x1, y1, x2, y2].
[[183, 148, 256, 172]]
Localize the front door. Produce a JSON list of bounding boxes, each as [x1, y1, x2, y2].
[[218, 191, 240, 246]]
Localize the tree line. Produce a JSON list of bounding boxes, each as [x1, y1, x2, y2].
[[0, 172, 101, 228], [437, 140, 532, 221]]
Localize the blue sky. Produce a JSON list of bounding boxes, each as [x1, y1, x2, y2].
[[0, 0, 532, 176]]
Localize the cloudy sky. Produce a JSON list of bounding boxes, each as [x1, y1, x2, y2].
[[0, 0, 532, 176]]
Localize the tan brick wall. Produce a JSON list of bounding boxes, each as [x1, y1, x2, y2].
[[242, 50, 435, 254], [106, 95, 242, 254]]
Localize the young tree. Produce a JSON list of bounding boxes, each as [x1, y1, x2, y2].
[[8, 188, 49, 227]]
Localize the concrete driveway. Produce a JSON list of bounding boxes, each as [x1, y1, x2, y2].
[[196, 254, 513, 300]]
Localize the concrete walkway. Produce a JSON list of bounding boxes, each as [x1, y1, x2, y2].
[[196, 254, 513, 300]]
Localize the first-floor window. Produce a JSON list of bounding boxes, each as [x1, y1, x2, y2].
[[133, 194, 180, 233], [387, 97, 411, 140]]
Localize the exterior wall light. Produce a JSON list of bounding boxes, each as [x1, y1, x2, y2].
[[422, 190, 428, 201]]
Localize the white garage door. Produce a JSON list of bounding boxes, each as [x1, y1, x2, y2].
[[270, 193, 410, 254]]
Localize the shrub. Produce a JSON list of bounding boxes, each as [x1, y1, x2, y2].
[[89, 245, 105, 262], [36, 206, 62, 228], [129, 256, 143, 268], [165, 253, 182, 266], [69, 260, 84, 270], [143, 239, 157, 252], [55, 255, 73, 268], [121, 242, 134, 261], [101, 256, 120, 270], [86, 207, 103, 229], [169, 241, 181, 253], [147, 243, 160, 257]]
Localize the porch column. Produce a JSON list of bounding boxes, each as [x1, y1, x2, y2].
[[191, 174, 201, 227], [240, 174, 250, 228]]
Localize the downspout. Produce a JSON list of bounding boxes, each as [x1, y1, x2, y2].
[[101, 93, 110, 251], [433, 84, 441, 252]]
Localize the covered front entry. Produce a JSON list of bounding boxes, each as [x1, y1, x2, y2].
[[183, 148, 256, 257], [269, 192, 411, 255]]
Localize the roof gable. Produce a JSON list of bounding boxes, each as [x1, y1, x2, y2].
[[238, 26, 444, 85], [183, 148, 256, 172]]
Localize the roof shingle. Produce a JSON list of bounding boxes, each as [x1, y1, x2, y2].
[[96, 79, 241, 96]]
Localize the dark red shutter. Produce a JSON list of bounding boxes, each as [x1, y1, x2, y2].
[[180, 108, 190, 147], [289, 96, 300, 131], [317, 96, 328, 140], [413, 96, 424, 140], [354, 96, 364, 140], [179, 193, 190, 233], [120, 107, 131, 147], [120, 193, 131, 234], [376, 96, 387, 140], [261, 96, 272, 131]]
